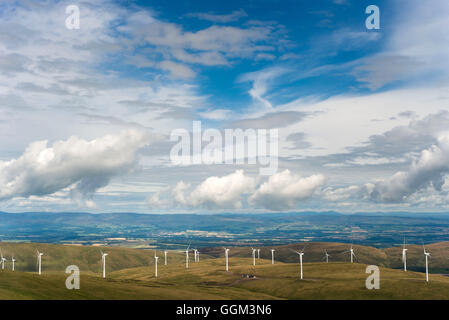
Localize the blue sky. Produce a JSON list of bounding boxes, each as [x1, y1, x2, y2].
[[0, 0, 449, 213]]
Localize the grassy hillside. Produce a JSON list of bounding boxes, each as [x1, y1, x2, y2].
[[1, 241, 449, 300], [1, 257, 449, 300], [202, 242, 389, 266], [0, 242, 193, 274], [385, 242, 449, 273], [1, 241, 448, 274]]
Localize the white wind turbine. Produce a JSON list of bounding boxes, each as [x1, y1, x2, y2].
[[224, 248, 230, 272], [423, 243, 431, 282], [193, 249, 200, 262], [11, 255, 15, 271], [184, 243, 191, 269], [0, 250, 6, 270], [257, 249, 260, 259], [100, 250, 108, 278], [154, 255, 159, 278], [36, 250, 43, 275], [251, 248, 256, 266], [164, 250, 168, 266], [323, 249, 330, 263], [343, 244, 357, 263], [402, 238, 408, 272], [290, 247, 305, 280], [270, 249, 275, 265]]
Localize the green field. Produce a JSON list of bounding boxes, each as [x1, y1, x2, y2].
[[0, 242, 449, 300]]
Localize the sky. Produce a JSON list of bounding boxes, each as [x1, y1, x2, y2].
[[0, 0, 449, 213]]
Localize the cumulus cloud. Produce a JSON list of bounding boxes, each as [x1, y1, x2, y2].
[[0, 130, 149, 202], [173, 170, 256, 209], [147, 190, 170, 208], [365, 135, 449, 203], [249, 170, 325, 210], [152, 169, 326, 210]]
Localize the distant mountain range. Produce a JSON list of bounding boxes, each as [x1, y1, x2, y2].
[[1, 211, 449, 248]]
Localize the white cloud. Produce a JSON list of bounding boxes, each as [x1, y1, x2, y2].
[[199, 109, 232, 120], [366, 135, 449, 203], [249, 170, 325, 210], [352, 0, 449, 89], [186, 9, 247, 23], [122, 11, 282, 67], [238, 67, 288, 109], [323, 185, 361, 202], [159, 60, 196, 79], [173, 170, 256, 209], [0, 130, 150, 201]]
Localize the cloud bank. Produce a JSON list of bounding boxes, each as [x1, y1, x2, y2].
[[249, 170, 325, 210], [0, 130, 149, 202], [155, 169, 324, 210], [366, 135, 449, 203]]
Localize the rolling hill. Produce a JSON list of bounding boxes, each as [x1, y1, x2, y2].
[[1, 257, 449, 300], [0, 241, 449, 299]]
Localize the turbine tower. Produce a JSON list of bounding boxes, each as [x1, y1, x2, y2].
[[323, 249, 330, 263], [185, 243, 191, 269], [36, 250, 43, 275], [257, 249, 260, 259], [0, 250, 6, 270], [270, 249, 275, 265], [154, 255, 159, 278], [11, 255, 15, 271], [251, 248, 256, 266], [193, 249, 199, 262], [100, 250, 108, 278], [402, 238, 408, 272], [291, 247, 305, 280], [343, 244, 357, 263], [164, 250, 168, 265], [423, 243, 431, 282], [224, 248, 230, 272]]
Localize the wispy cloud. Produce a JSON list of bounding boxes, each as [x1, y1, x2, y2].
[[186, 9, 247, 23]]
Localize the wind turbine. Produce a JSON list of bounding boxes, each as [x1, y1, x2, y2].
[[154, 255, 159, 278], [251, 248, 256, 266], [423, 243, 431, 282], [100, 250, 108, 278], [290, 247, 305, 280], [402, 238, 408, 272], [270, 249, 275, 265], [36, 250, 43, 275], [0, 250, 6, 270], [11, 255, 15, 271], [193, 249, 199, 262], [164, 250, 168, 266], [224, 248, 230, 272], [184, 243, 191, 269], [323, 249, 330, 263], [343, 244, 357, 263], [257, 249, 260, 259]]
